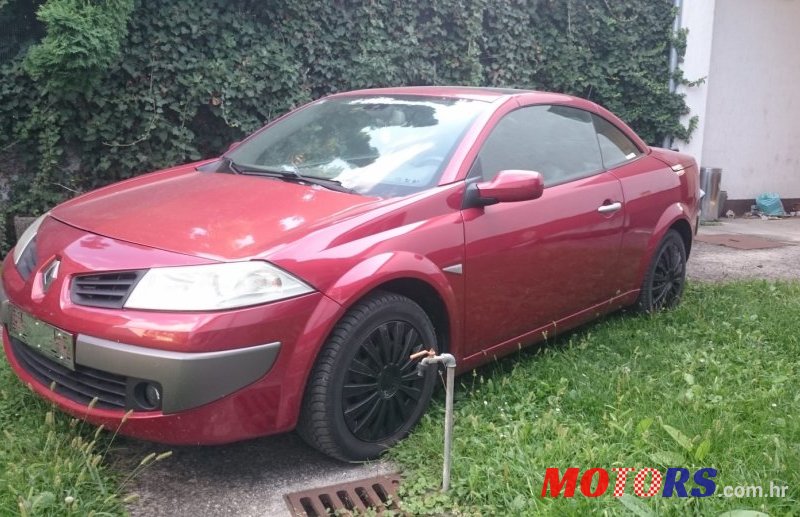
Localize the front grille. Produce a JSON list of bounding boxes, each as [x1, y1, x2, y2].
[[71, 270, 145, 309], [10, 336, 127, 410], [16, 238, 37, 281]]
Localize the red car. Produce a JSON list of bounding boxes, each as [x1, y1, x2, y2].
[[0, 87, 699, 461]]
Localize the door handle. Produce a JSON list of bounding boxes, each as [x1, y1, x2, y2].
[[597, 202, 622, 214]]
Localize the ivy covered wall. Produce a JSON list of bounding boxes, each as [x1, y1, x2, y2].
[[0, 0, 693, 253]]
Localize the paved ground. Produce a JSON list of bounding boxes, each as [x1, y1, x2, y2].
[[121, 433, 395, 516], [124, 217, 799, 516], [687, 217, 800, 281]]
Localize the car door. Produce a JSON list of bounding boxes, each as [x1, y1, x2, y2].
[[462, 104, 625, 357], [590, 113, 690, 293]]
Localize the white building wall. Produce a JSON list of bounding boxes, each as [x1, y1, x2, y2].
[[675, 0, 716, 165], [681, 0, 800, 200]]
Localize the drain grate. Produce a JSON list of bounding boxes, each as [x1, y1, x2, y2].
[[284, 473, 402, 516]]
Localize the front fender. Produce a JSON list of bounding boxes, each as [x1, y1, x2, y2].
[[326, 252, 458, 309], [275, 251, 463, 429], [326, 252, 462, 351]]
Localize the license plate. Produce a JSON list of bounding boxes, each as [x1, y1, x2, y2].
[[8, 305, 75, 370]]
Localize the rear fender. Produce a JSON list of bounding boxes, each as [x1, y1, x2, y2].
[[634, 205, 694, 288]]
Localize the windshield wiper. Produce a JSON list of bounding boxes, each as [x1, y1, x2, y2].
[[228, 159, 301, 178], [228, 159, 358, 195]]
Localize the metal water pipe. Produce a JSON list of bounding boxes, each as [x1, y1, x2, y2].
[[664, 0, 684, 149], [411, 349, 457, 492], [668, 0, 684, 94]]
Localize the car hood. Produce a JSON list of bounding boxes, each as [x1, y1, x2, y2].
[[51, 168, 381, 261]]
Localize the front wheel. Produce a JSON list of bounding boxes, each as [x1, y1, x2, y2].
[[635, 229, 687, 313], [297, 291, 438, 462]]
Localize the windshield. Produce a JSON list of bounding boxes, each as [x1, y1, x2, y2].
[[227, 95, 488, 197]]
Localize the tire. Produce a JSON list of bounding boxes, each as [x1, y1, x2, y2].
[[635, 229, 687, 313], [297, 291, 438, 462]]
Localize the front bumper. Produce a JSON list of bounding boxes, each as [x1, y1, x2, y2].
[[1, 266, 281, 413], [77, 335, 279, 413], [2, 313, 279, 414], [1, 290, 338, 445]]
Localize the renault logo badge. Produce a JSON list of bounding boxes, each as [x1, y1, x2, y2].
[[42, 259, 60, 292]]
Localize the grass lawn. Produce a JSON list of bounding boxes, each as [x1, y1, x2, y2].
[[0, 366, 126, 515], [0, 356, 170, 515], [1, 281, 798, 515], [392, 281, 800, 516]]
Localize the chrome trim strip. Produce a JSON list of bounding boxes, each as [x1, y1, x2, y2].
[[442, 264, 463, 275], [76, 335, 281, 413]]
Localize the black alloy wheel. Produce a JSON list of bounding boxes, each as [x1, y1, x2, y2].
[[298, 291, 438, 462], [342, 320, 427, 442], [635, 229, 687, 313]]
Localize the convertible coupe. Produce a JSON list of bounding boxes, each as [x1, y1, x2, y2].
[[0, 87, 700, 461]]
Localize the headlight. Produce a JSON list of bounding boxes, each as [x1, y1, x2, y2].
[[124, 261, 314, 311], [13, 213, 48, 265]]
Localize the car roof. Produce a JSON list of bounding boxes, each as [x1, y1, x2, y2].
[[330, 86, 577, 103]]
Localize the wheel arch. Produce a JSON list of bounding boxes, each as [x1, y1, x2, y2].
[[323, 252, 460, 355], [293, 258, 457, 459], [280, 253, 461, 430], [666, 216, 692, 257], [366, 277, 451, 354], [634, 205, 694, 288]]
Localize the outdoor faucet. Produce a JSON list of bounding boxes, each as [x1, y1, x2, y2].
[[410, 349, 457, 492]]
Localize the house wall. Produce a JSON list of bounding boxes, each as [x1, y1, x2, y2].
[[677, 0, 800, 202], [676, 0, 716, 165]]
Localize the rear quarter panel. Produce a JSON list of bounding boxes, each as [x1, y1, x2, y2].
[[611, 150, 699, 292]]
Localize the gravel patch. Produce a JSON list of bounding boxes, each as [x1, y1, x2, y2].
[[122, 433, 395, 517], [687, 241, 800, 282]]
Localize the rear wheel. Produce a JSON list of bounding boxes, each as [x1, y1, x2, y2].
[[635, 229, 687, 313], [297, 291, 438, 462]]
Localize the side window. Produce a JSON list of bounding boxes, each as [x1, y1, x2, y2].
[[592, 114, 642, 168], [472, 105, 603, 186]]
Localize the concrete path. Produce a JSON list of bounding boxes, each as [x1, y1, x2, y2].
[[688, 217, 800, 281], [122, 433, 395, 516]]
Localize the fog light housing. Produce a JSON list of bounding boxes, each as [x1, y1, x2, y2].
[[133, 381, 162, 410]]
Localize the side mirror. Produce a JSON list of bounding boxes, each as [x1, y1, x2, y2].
[[465, 170, 544, 207], [226, 141, 241, 153]]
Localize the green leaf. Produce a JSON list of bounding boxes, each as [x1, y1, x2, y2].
[[618, 493, 655, 517], [695, 438, 712, 461], [636, 417, 654, 434], [661, 423, 694, 452], [649, 450, 686, 467], [31, 491, 55, 511]]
